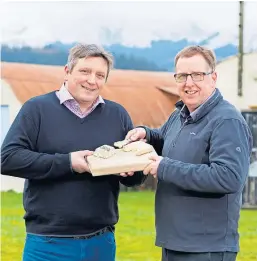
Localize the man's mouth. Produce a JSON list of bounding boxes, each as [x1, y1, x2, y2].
[[81, 85, 96, 92], [185, 90, 198, 95]]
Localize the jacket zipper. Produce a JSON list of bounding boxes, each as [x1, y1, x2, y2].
[[172, 118, 189, 148]]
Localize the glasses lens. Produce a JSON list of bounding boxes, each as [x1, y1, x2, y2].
[[175, 74, 186, 82], [191, 73, 204, 82]]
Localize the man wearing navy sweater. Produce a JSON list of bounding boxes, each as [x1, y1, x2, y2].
[[1, 43, 145, 261]]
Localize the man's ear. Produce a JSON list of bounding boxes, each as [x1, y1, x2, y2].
[[212, 71, 217, 83], [64, 65, 70, 81]]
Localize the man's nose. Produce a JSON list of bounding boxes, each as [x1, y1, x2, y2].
[[87, 74, 96, 84], [185, 75, 194, 86]]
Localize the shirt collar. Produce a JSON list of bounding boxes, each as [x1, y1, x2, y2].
[[58, 84, 74, 104], [190, 89, 216, 120]]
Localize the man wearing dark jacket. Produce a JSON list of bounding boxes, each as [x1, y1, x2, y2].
[[125, 46, 253, 261], [1, 43, 145, 261]]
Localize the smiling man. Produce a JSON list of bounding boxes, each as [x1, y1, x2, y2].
[[174, 50, 216, 113], [125, 46, 253, 261], [1, 43, 145, 261]]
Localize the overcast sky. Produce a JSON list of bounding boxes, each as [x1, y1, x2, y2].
[[1, 1, 257, 49]]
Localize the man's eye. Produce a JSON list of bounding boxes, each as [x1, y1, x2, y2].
[[97, 74, 105, 79], [192, 73, 202, 76], [80, 70, 90, 74], [177, 74, 186, 79]]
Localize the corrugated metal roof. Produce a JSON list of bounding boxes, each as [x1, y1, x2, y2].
[[1, 62, 179, 128]]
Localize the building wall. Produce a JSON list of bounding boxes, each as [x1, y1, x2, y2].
[[216, 52, 257, 110], [1, 79, 22, 122], [1, 105, 9, 143], [1, 79, 24, 192]]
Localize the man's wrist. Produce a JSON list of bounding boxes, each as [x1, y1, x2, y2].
[[69, 153, 75, 173]]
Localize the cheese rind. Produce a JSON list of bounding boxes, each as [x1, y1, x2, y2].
[[122, 141, 142, 152], [114, 139, 130, 148], [122, 141, 152, 156]]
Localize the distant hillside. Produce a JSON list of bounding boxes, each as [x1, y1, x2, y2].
[[1, 38, 239, 71], [1, 44, 167, 72]]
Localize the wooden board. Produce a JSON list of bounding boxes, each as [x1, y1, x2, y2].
[[87, 145, 157, 176]]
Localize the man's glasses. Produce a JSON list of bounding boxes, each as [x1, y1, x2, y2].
[[174, 71, 213, 83]]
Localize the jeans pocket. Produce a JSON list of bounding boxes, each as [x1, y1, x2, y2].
[[26, 234, 54, 243], [103, 232, 115, 245]]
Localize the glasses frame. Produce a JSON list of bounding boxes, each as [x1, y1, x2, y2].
[[174, 71, 213, 83]]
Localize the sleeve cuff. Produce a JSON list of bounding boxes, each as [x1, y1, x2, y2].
[[69, 153, 75, 174], [157, 157, 170, 181]]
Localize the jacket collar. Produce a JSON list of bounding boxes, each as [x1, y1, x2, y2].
[[175, 88, 223, 122]]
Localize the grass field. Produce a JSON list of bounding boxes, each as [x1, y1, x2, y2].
[[1, 191, 257, 261]]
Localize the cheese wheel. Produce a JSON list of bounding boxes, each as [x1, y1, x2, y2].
[[93, 145, 116, 159]]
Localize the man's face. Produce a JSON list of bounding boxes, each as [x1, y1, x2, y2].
[[64, 56, 108, 106], [175, 55, 217, 112]]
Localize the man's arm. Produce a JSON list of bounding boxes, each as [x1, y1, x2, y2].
[[118, 107, 147, 187], [1, 103, 88, 180], [138, 111, 177, 155], [157, 119, 253, 194]]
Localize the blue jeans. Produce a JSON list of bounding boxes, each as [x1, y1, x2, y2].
[[23, 232, 116, 261]]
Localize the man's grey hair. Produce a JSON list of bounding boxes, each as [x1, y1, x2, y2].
[[67, 43, 114, 78], [175, 45, 216, 71]]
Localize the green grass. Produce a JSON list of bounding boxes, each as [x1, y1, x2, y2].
[[1, 191, 257, 261]]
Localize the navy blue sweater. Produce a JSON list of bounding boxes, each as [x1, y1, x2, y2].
[[1, 92, 145, 235]]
